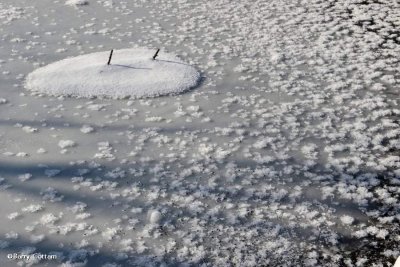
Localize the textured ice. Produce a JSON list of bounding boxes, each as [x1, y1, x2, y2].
[[1, 0, 400, 266]]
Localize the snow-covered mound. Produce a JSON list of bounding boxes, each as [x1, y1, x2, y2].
[[25, 48, 201, 98]]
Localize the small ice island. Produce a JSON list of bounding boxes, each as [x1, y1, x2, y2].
[[25, 48, 201, 98]]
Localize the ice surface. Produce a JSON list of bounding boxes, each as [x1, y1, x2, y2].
[[25, 48, 201, 98], [0, 0, 399, 266]]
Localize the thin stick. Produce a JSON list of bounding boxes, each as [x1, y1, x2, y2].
[[107, 49, 113, 65], [152, 48, 160, 60]]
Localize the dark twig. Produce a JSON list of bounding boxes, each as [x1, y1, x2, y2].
[[107, 49, 113, 65], [152, 48, 160, 60]]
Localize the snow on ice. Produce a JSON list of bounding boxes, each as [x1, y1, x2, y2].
[[25, 48, 201, 98]]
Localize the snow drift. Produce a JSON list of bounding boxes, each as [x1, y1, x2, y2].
[[25, 48, 201, 98]]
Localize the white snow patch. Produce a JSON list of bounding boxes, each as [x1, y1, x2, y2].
[[80, 125, 94, 133], [22, 204, 43, 213], [0, 4, 24, 24], [68, 202, 87, 214], [94, 141, 115, 160], [7, 212, 21, 220], [40, 213, 60, 225], [58, 140, 76, 149], [65, 0, 89, 6], [25, 48, 201, 98], [102, 227, 120, 241], [340, 215, 355, 225], [76, 213, 91, 220], [16, 152, 28, 157], [41, 187, 64, 202], [18, 173, 32, 182], [22, 126, 38, 133], [37, 148, 47, 154]]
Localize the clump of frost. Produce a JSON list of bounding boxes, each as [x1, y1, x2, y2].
[[37, 148, 47, 154], [269, 51, 285, 63], [67, 202, 87, 214], [120, 238, 133, 252], [65, 0, 89, 6], [22, 126, 38, 133], [0, 4, 24, 24], [18, 173, 32, 182], [94, 142, 115, 160], [376, 229, 389, 239], [340, 215, 354, 225], [198, 143, 215, 156], [7, 212, 21, 220], [145, 116, 164, 122], [58, 140, 76, 149], [76, 213, 91, 220], [16, 152, 28, 157], [40, 213, 60, 225], [41, 187, 64, 202], [80, 125, 94, 134], [321, 186, 335, 200], [22, 204, 43, 213], [301, 143, 318, 159], [105, 168, 126, 179], [5, 231, 18, 239], [100, 0, 114, 8], [102, 227, 120, 241]]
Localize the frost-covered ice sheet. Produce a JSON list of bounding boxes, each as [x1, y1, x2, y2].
[[0, 0, 399, 266], [25, 48, 200, 98]]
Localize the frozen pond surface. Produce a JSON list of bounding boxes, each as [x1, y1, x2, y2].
[[0, 0, 399, 266]]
